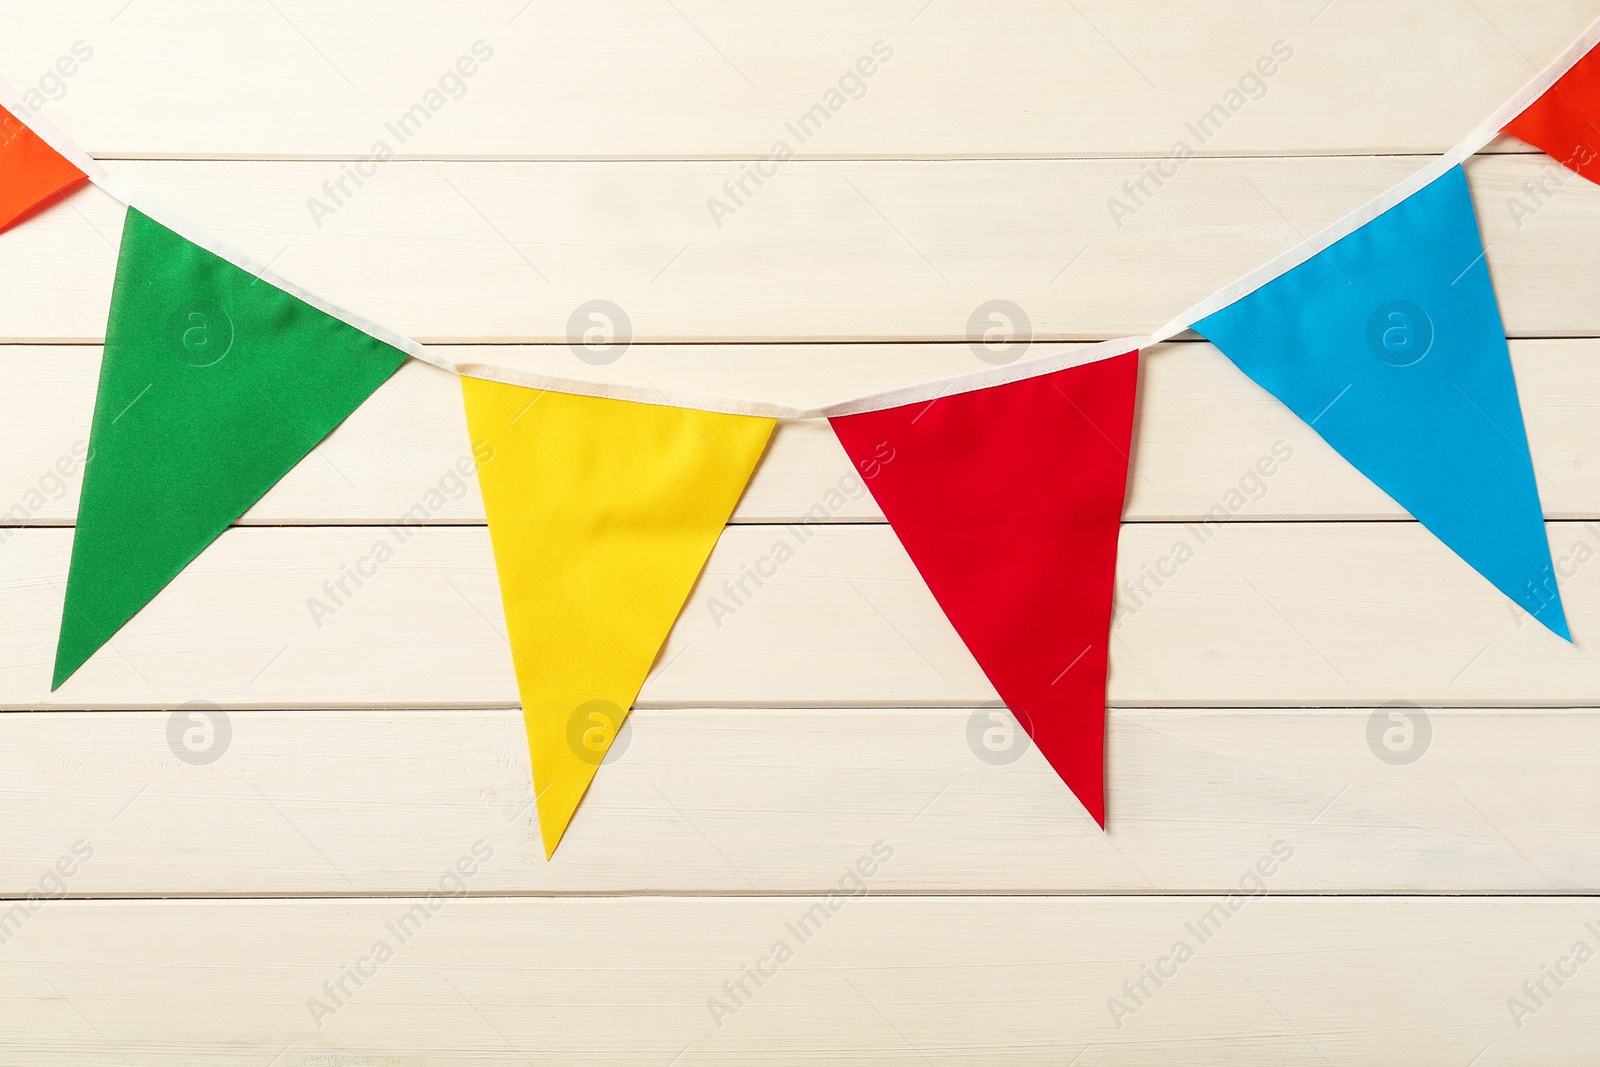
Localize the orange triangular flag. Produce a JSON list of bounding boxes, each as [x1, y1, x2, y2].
[[0, 104, 87, 232], [1504, 44, 1600, 184]]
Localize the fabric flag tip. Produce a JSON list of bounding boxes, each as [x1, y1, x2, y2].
[[1084, 778, 1108, 830], [1535, 600, 1572, 642]]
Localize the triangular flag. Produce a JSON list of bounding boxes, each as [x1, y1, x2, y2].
[[829, 350, 1139, 826], [54, 207, 408, 687], [1195, 166, 1567, 637], [0, 104, 87, 232], [462, 379, 773, 857], [1504, 43, 1600, 184]]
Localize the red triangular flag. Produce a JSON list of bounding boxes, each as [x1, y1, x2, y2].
[[0, 104, 87, 232], [829, 349, 1139, 826], [1504, 44, 1600, 183]]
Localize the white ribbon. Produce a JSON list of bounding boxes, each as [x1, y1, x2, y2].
[[3, 12, 1597, 419]]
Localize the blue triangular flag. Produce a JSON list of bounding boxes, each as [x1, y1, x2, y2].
[[1195, 165, 1568, 638]]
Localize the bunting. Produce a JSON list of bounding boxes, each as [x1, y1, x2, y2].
[[829, 350, 1139, 825], [4, 18, 1599, 851], [0, 103, 85, 232], [1194, 166, 1567, 638], [53, 208, 409, 687], [461, 379, 773, 856]]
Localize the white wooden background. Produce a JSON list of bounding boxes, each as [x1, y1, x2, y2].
[[2, 1, 1598, 1062]]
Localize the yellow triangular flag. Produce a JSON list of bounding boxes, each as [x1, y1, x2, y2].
[[462, 378, 774, 857]]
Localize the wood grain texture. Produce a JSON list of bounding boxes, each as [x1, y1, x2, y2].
[[0, 897, 1594, 1065], [2, 522, 1592, 709], [3, 339, 1597, 525], [3, 154, 1599, 343], [0, 707, 1591, 897], [2, 0, 1590, 159], [5, 3, 1600, 1061]]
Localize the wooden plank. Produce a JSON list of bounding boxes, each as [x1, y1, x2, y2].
[[0, 896, 1593, 1065], [4, 339, 1597, 525], [4, 522, 1597, 708], [5, 153, 1600, 343], [0, 707, 1594, 897], [6, 8, 1595, 1065], [1, 0, 1589, 159]]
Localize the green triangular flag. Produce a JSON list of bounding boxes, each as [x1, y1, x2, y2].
[[53, 207, 408, 688]]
